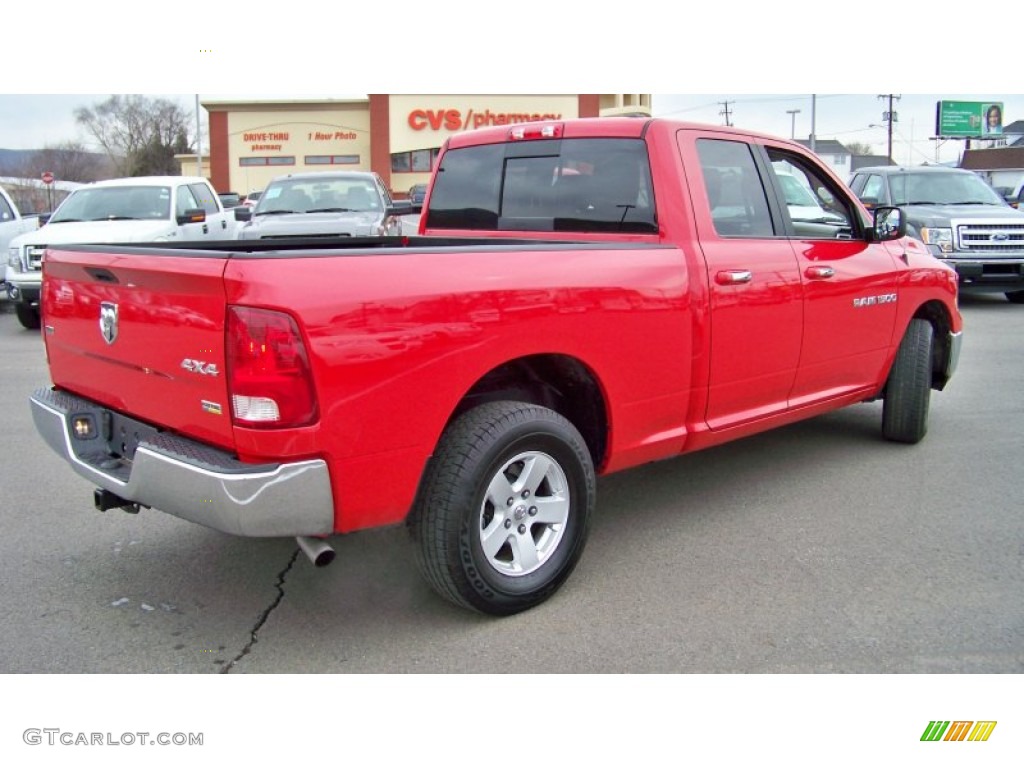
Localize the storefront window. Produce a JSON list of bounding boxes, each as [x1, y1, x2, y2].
[[391, 148, 440, 174], [240, 156, 296, 166], [306, 155, 361, 165], [411, 149, 433, 172]]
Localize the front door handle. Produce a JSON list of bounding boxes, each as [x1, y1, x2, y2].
[[805, 266, 835, 279], [202, 224, 209, 234], [715, 270, 753, 285]]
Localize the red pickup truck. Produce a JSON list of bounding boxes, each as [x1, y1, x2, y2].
[[30, 117, 962, 615]]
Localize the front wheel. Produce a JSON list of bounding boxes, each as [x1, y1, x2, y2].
[[882, 318, 934, 444], [409, 401, 595, 615]]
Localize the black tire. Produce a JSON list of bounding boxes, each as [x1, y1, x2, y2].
[[409, 401, 595, 616], [882, 318, 934, 444], [1006, 291, 1024, 304], [15, 303, 40, 330]]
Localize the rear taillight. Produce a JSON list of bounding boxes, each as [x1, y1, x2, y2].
[[226, 306, 318, 429]]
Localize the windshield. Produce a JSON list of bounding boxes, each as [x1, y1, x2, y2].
[[49, 186, 172, 223], [888, 172, 1005, 206], [255, 178, 382, 214]]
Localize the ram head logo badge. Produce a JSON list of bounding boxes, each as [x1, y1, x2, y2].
[[99, 302, 119, 345]]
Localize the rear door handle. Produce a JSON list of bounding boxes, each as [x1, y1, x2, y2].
[[715, 270, 753, 285], [805, 266, 835, 279]]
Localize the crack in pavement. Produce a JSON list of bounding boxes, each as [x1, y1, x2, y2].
[[220, 548, 300, 673]]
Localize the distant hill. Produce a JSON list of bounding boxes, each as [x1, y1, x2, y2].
[[0, 148, 38, 168]]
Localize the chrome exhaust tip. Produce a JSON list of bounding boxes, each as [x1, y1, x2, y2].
[[296, 536, 335, 567]]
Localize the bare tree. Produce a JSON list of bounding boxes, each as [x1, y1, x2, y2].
[[24, 141, 109, 183], [845, 141, 874, 156], [75, 95, 194, 177]]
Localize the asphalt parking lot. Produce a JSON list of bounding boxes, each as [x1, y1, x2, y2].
[[0, 295, 1021, 675]]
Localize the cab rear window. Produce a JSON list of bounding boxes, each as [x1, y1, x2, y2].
[[425, 138, 657, 234]]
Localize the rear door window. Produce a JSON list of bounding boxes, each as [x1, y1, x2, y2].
[[427, 138, 657, 233], [188, 182, 220, 214], [695, 139, 775, 237]]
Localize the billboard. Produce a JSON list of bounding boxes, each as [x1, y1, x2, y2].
[[936, 101, 1004, 137]]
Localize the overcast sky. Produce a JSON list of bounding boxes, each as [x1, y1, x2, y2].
[[2, 92, 1019, 168], [2, 5, 1018, 168]]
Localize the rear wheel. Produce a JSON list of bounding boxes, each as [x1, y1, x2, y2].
[[882, 318, 933, 444], [1006, 290, 1024, 304], [15, 303, 40, 330], [409, 401, 595, 615]]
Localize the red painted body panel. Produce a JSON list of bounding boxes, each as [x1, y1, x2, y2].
[[42, 249, 234, 449], [39, 118, 961, 536], [221, 244, 698, 531]]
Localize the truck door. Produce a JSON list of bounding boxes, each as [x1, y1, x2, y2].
[[175, 185, 210, 241], [188, 181, 232, 240], [760, 145, 900, 406], [684, 134, 804, 431]]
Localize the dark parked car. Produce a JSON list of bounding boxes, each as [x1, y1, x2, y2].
[[849, 165, 1024, 302], [408, 184, 428, 205]]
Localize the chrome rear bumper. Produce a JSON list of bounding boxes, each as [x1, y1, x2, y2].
[[31, 388, 334, 537]]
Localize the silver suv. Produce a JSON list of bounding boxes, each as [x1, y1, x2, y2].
[[849, 165, 1024, 303], [236, 171, 402, 240]]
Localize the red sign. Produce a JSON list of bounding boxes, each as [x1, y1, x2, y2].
[[407, 108, 564, 131], [41, 171, 54, 184]]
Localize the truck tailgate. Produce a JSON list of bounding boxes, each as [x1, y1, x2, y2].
[[41, 246, 235, 450]]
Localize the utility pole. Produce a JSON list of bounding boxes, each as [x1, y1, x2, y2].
[[810, 94, 817, 152], [719, 100, 733, 127], [878, 94, 900, 164], [786, 109, 801, 139], [195, 94, 203, 178]]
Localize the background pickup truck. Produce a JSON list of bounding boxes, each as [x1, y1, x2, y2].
[[30, 117, 962, 615], [7, 175, 237, 329], [1, 183, 41, 267], [849, 164, 1024, 303]]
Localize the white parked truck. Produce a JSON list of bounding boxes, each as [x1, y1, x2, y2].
[[0, 184, 41, 265], [6, 176, 238, 329]]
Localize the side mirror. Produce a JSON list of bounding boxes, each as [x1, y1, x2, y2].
[[177, 208, 207, 226], [871, 206, 905, 242], [234, 207, 252, 222]]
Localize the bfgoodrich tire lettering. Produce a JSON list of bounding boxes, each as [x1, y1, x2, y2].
[[410, 401, 595, 615], [882, 318, 933, 444]]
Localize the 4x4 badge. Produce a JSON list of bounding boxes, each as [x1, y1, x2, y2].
[[99, 302, 119, 345]]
